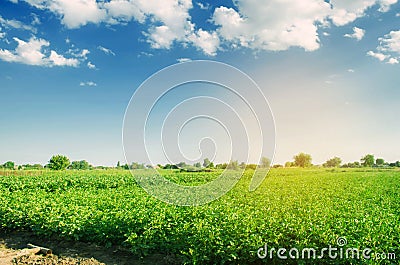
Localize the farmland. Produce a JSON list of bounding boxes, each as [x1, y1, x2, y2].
[[0, 168, 399, 264]]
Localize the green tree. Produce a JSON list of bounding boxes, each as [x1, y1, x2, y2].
[[260, 157, 271, 168], [226, 160, 239, 170], [194, 162, 202, 168], [203, 158, 211, 168], [361, 154, 374, 167], [215, 163, 227, 169], [70, 160, 91, 170], [176, 162, 187, 168], [131, 162, 145, 169], [375, 158, 385, 166], [285, 161, 295, 167], [3, 161, 15, 170], [246, 164, 257, 170], [294, 153, 312, 168], [323, 157, 342, 168], [48, 155, 70, 170]]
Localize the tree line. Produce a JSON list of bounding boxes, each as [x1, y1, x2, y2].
[[1, 153, 399, 171]]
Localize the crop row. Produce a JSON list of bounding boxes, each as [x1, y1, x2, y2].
[[0, 169, 399, 264]]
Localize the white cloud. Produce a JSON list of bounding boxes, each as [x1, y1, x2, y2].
[[176, 57, 192, 63], [368, 30, 400, 64], [147, 25, 177, 49], [344, 27, 365, 41], [137, 51, 153, 58], [23, 0, 107, 28], [49, 50, 79, 66], [0, 29, 5, 39], [322, 32, 330, 36], [378, 0, 398, 12], [212, 1, 331, 52], [87, 61, 96, 69], [16, 0, 209, 54], [378, 30, 400, 54], [196, 2, 210, 10], [367, 50, 388, 61], [387, 57, 399, 64], [0, 15, 37, 32], [329, 0, 398, 26], [31, 13, 41, 25], [188, 29, 219, 56], [80, 49, 90, 58], [12, 0, 398, 56], [103, 0, 145, 23], [97, 45, 115, 56], [80, 81, 97, 86], [0, 36, 79, 67], [348, 69, 355, 73]]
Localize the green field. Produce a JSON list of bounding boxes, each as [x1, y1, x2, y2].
[[0, 168, 399, 264]]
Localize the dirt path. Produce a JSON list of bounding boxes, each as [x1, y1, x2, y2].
[[0, 231, 180, 265]]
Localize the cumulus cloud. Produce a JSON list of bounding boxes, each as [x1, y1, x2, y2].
[[209, 0, 397, 53], [329, 0, 397, 26], [368, 30, 400, 64], [188, 29, 219, 56], [49, 50, 80, 66], [13, 0, 211, 54], [212, 1, 331, 52], [80, 81, 97, 86], [21, 0, 107, 28], [367, 50, 388, 61], [10, 0, 399, 56], [387, 57, 399, 64], [378, 30, 400, 54], [344, 27, 365, 41], [0, 36, 79, 67]]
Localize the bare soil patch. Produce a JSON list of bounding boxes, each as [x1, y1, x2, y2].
[[0, 230, 180, 265]]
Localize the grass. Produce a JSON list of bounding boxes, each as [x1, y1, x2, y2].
[[0, 168, 399, 264]]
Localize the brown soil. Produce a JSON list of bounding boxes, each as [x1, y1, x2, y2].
[[0, 230, 181, 265]]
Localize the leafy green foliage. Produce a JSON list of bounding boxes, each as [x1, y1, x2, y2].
[[0, 168, 398, 264], [203, 158, 211, 168], [226, 160, 239, 170], [375, 158, 385, 166], [260, 157, 271, 168], [323, 157, 342, 168], [2, 161, 15, 169], [48, 155, 70, 170], [361, 154, 375, 167], [293, 152, 312, 167], [69, 160, 91, 170]]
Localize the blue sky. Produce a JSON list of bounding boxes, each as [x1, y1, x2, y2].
[[0, 0, 399, 166]]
